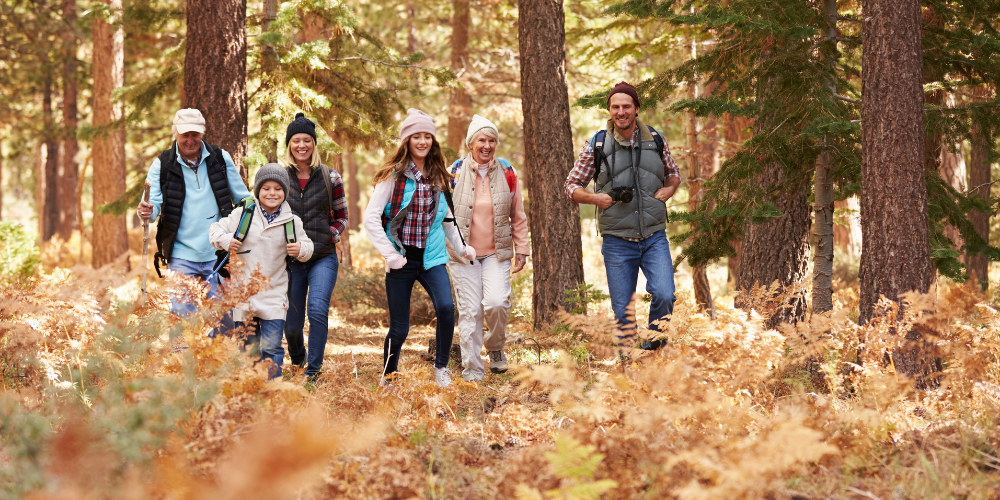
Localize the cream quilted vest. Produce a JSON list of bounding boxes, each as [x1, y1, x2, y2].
[[447, 157, 514, 263]]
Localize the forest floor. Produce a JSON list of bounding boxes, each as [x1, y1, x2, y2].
[[4, 231, 1000, 499]]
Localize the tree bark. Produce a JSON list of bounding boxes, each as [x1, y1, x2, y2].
[[446, 0, 472, 158], [91, 0, 129, 268], [0, 141, 3, 220], [812, 0, 838, 314], [42, 75, 60, 242], [519, 0, 585, 329], [258, 0, 278, 164], [859, 0, 933, 324], [968, 111, 991, 290], [58, 0, 79, 240], [184, 0, 248, 182], [686, 48, 715, 319], [723, 112, 752, 284], [346, 145, 360, 232]]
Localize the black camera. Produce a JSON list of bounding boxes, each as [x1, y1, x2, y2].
[[609, 186, 634, 204]]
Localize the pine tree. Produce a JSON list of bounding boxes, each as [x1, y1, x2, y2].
[[57, 0, 79, 240], [520, 0, 585, 327], [446, 0, 472, 157]]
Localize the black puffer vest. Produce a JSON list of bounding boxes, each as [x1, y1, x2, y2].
[[285, 165, 335, 260], [154, 142, 235, 264]]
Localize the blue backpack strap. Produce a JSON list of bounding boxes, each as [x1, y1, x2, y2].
[[591, 130, 607, 179], [646, 125, 665, 157]]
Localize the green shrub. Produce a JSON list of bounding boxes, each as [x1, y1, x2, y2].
[[0, 223, 40, 285]]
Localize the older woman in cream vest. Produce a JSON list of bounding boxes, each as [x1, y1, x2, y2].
[[447, 115, 529, 382]]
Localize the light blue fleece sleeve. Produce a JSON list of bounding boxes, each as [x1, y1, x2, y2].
[[145, 158, 163, 221], [221, 149, 252, 203]]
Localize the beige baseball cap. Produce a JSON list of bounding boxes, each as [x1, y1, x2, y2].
[[172, 108, 206, 135]]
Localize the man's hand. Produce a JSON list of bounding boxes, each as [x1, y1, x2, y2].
[[571, 188, 614, 210], [512, 253, 528, 273], [653, 186, 677, 202], [137, 201, 154, 220], [287, 242, 301, 258], [228, 238, 242, 253]]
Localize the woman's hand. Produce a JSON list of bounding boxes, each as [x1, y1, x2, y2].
[[287, 242, 301, 258], [385, 253, 407, 271], [228, 238, 242, 253], [512, 253, 528, 273]]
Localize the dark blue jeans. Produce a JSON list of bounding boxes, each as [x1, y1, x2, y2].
[[237, 317, 285, 379], [284, 253, 339, 376], [167, 258, 235, 338], [602, 230, 677, 341], [383, 246, 455, 374]]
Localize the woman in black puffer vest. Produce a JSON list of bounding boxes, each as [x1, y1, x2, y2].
[[281, 113, 349, 380]]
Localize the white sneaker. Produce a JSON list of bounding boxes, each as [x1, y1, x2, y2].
[[489, 350, 508, 373], [434, 367, 453, 387]]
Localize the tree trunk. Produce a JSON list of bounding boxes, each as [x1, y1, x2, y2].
[[0, 141, 3, 220], [346, 145, 360, 232], [723, 112, 752, 284], [859, 0, 933, 323], [968, 112, 991, 290], [446, 0, 472, 158], [58, 0, 79, 240], [42, 75, 60, 242], [812, 0, 838, 314], [184, 0, 248, 182], [686, 47, 715, 319], [91, 0, 129, 269], [519, 0, 585, 329], [258, 0, 279, 164]]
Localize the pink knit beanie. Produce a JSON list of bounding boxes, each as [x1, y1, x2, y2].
[[399, 108, 437, 139]]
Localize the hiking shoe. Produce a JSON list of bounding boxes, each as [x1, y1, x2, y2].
[[489, 350, 508, 373], [638, 337, 667, 350], [434, 367, 453, 388]]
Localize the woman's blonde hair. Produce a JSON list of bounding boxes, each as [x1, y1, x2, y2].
[[372, 134, 451, 192], [282, 136, 321, 170]]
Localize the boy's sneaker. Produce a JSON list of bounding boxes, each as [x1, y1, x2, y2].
[[489, 350, 508, 373], [638, 337, 667, 350], [434, 367, 453, 388]]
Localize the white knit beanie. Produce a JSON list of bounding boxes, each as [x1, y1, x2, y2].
[[465, 114, 499, 148]]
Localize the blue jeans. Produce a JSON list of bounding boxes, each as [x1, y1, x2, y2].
[[284, 253, 339, 376], [601, 230, 676, 339], [167, 258, 235, 337], [238, 318, 285, 379], [384, 247, 455, 373]]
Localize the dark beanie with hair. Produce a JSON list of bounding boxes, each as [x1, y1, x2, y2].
[[285, 112, 317, 145], [607, 81, 641, 108]]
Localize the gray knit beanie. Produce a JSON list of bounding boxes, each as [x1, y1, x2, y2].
[[253, 163, 291, 199]]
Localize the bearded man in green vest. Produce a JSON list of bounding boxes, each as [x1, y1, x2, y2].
[[564, 81, 681, 349]]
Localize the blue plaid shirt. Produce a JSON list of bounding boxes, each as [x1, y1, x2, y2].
[[262, 205, 282, 225]]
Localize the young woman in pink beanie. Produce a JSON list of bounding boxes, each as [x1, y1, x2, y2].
[[364, 108, 476, 388]]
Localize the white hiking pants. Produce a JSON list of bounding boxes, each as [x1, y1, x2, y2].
[[449, 254, 512, 381]]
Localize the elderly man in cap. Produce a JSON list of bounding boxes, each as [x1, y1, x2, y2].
[[564, 81, 681, 350], [137, 109, 252, 326]]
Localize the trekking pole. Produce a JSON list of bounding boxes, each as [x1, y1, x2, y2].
[[140, 182, 151, 306]]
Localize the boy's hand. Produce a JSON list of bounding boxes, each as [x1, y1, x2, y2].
[[228, 238, 242, 253], [287, 242, 301, 258]]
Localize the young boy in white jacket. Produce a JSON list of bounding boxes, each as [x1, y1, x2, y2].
[[209, 163, 313, 379]]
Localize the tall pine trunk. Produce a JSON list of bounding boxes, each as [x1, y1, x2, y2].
[[723, 113, 752, 284], [258, 0, 278, 164], [184, 0, 248, 181], [686, 49, 715, 318], [91, 0, 129, 268], [446, 0, 472, 157], [42, 76, 60, 242], [812, 0, 838, 314], [519, 0, 585, 329], [347, 145, 360, 232], [860, 0, 936, 386], [736, 81, 810, 328], [968, 107, 991, 290], [58, 0, 79, 239]]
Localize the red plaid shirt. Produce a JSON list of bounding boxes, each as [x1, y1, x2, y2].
[[564, 127, 680, 200], [400, 162, 435, 248]]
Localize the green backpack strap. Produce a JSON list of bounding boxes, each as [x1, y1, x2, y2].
[[234, 202, 256, 242], [284, 218, 297, 244]]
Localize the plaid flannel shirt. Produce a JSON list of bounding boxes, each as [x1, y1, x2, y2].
[[262, 205, 282, 225], [328, 169, 349, 241], [400, 162, 435, 248]]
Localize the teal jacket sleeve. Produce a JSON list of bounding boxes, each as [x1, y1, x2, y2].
[[221, 150, 252, 203]]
